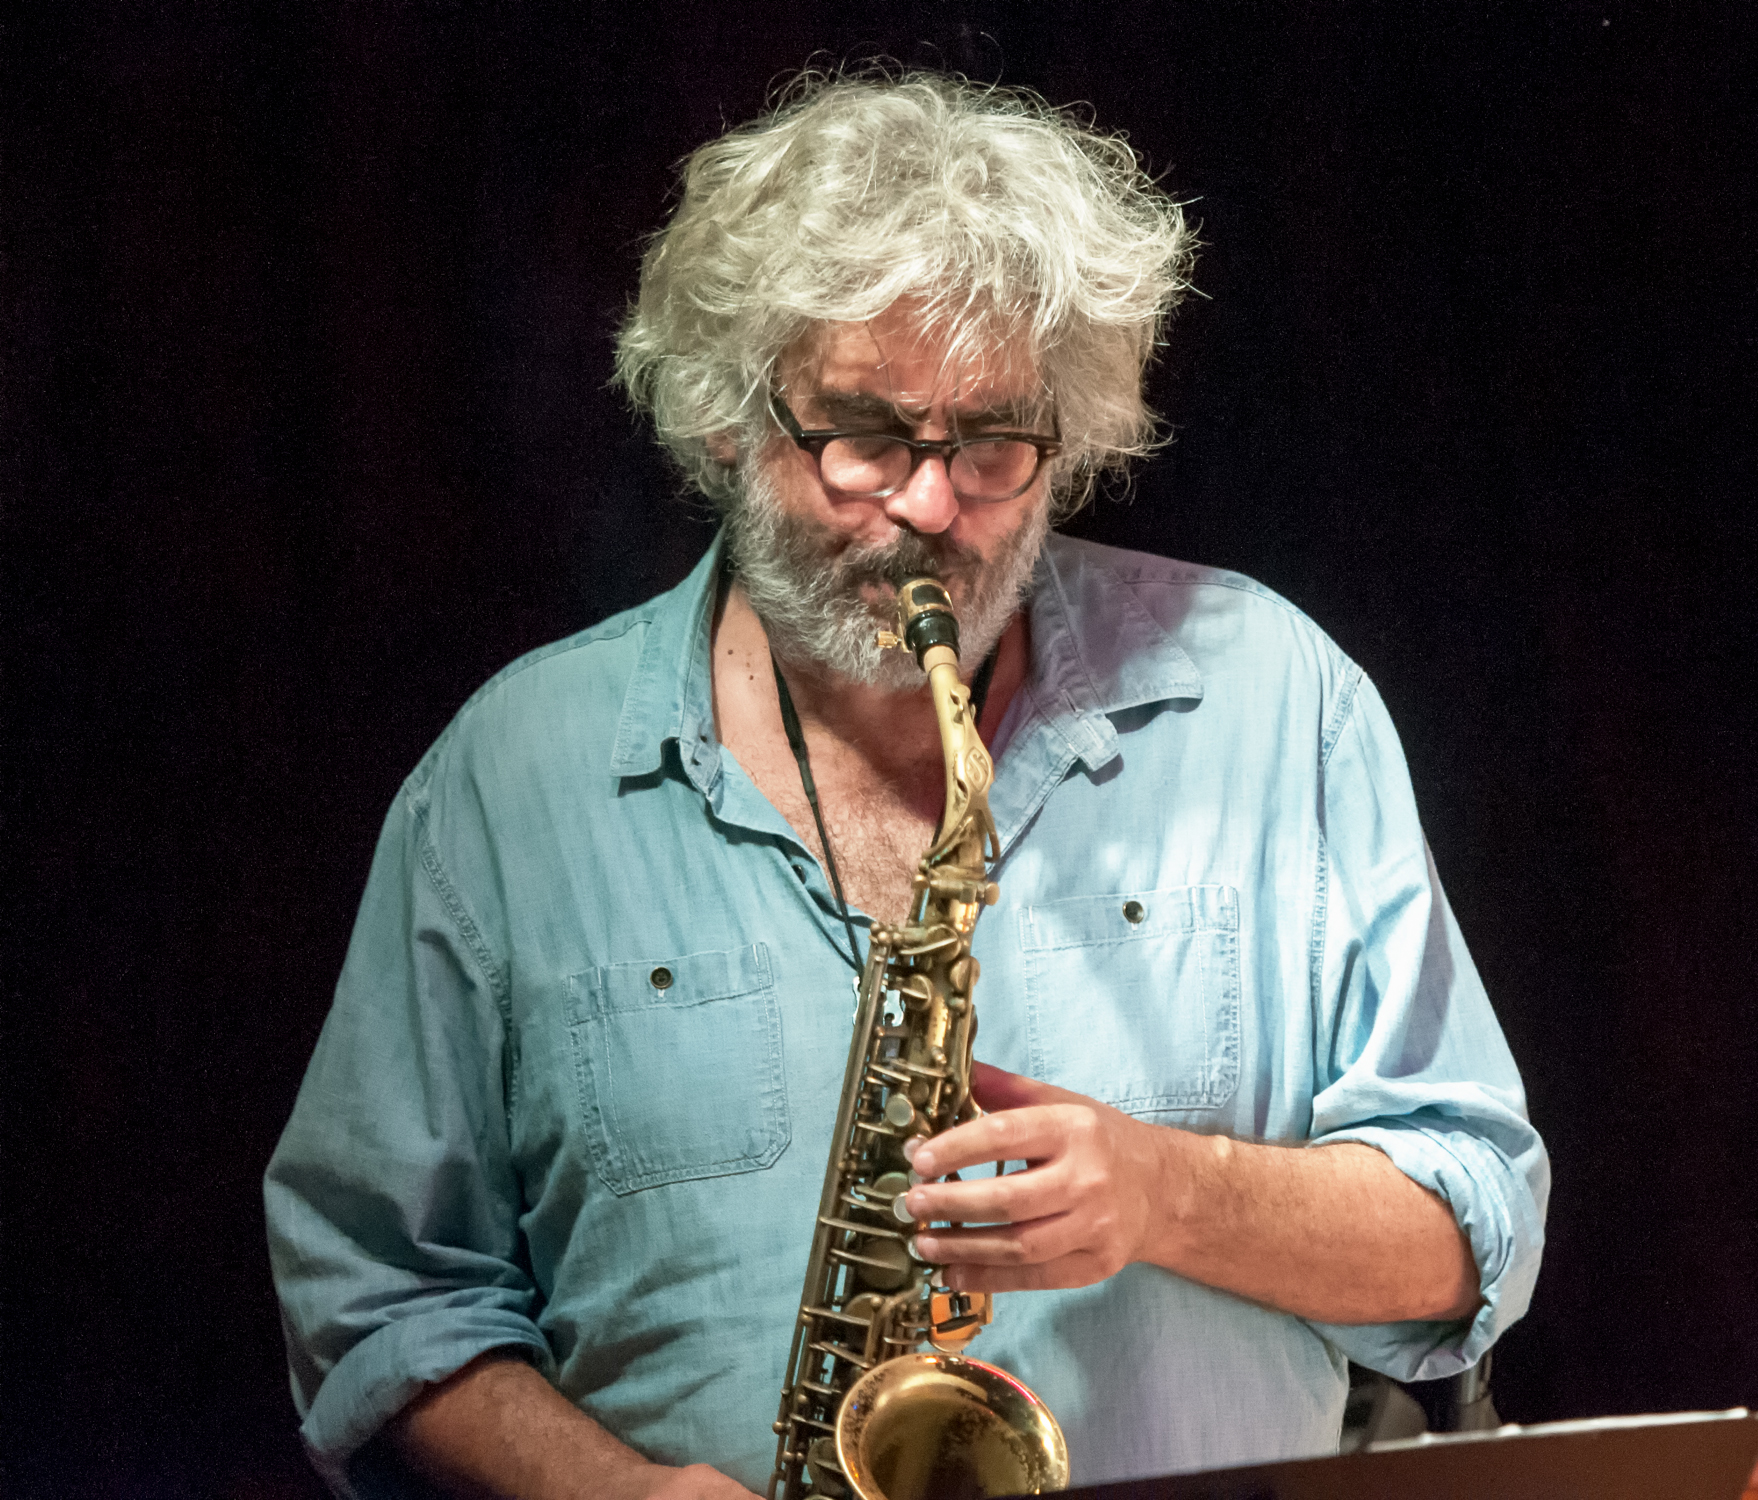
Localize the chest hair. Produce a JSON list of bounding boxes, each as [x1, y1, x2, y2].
[[742, 746, 942, 922]]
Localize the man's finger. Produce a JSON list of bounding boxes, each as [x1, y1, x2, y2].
[[940, 1254, 1107, 1296], [915, 1210, 1085, 1267], [907, 1105, 1069, 1178], [903, 1162, 1062, 1227]]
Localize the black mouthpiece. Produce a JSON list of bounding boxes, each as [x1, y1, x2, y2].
[[900, 580, 960, 666]]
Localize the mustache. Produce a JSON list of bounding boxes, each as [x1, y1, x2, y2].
[[831, 529, 984, 592]]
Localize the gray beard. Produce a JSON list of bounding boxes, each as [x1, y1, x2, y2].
[[725, 462, 1049, 691]]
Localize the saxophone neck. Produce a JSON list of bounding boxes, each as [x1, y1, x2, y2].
[[931, 663, 996, 862], [884, 579, 997, 853]]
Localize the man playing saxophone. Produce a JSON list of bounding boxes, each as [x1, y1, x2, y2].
[[266, 71, 1548, 1500]]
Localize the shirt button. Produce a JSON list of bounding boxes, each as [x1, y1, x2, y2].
[[793, 864, 807, 882], [650, 966, 674, 990], [1122, 900, 1146, 924]]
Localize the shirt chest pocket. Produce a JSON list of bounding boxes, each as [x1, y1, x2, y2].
[[1020, 886, 1240, 1115], [566, 943, 790, 1195]]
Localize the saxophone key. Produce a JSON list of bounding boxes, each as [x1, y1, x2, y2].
[[807, 1339, 874, 1371], [832, 1238, 913, 1290], [803, 1304, 874, 1329], [818, 1214, 906, 1241], [882, 1094, 916, 1130], [805, 1436, 851, 1497]]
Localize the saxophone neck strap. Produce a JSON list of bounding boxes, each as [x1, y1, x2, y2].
[[769, 645, 1000, 975], [968, 643, 1000, 728], [771, 655, 863, 973]]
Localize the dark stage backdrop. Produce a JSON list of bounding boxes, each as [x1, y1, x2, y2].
[[5, 5, 1755, 1496]]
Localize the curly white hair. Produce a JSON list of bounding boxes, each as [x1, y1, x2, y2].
[[614, 69, 1198, 519]]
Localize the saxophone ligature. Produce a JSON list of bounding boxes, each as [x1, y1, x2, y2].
[[767, 579, 1069, 1500]]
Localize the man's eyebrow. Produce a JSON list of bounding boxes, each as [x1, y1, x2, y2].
[[811, 391, 906, 426]]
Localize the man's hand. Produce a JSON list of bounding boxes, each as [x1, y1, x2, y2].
[[901, 1061, 1481, 1324], [904, 1062, 1164, 1292]]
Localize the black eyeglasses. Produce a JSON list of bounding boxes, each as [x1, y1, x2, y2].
[[770, 392, 1061, 504]]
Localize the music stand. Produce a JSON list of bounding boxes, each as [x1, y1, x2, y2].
[[1051, 1408, 1758, 1500]]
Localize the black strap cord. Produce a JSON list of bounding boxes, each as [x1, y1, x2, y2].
[[770, 645, 1001, 974], [772, 657, 864, 971], [968, 646, 1000, 729]]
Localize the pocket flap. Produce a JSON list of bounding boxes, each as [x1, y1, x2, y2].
[[1021, 885, 1238, 951], [575, 944, 774, 1019]]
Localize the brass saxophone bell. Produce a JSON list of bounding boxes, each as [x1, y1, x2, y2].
[[835, 1353, 1069, 1500]]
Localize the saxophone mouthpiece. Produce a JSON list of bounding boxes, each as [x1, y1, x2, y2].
[[894, 578, 961, 667]]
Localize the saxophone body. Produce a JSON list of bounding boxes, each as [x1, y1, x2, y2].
[[767, 579, 1068, 1500]]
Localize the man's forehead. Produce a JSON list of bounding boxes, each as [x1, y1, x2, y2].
[[780, 307, 1044, 411]]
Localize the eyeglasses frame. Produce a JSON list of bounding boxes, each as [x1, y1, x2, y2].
[[768, 391, 1062, 504]]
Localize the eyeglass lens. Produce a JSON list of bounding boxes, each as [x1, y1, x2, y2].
[[820, 434, 1042, 501]]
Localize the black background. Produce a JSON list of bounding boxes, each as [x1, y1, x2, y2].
[[5, 4, 1756, 1496]]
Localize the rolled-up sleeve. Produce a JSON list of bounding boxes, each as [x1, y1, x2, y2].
[[265, 780, 547, 1497], [1303, 673, 1550, 1382]]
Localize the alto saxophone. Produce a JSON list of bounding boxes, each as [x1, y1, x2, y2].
[[767, 579, 1068, 1500]]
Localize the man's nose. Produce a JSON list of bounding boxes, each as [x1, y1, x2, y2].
[[881, 451, 959, 535]]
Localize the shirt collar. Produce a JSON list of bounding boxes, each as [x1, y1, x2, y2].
[[1025, 533, 1204, 771], [607, 533, 725, 780], [606, 529, 1204, 780]]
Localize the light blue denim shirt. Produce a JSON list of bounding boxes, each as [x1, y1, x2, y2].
[[266, 533, 1548, 1497]]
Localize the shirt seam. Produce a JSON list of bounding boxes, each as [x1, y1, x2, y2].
[[409, 615, 651, 798], [405, 787, 518, 1114], [1311, 662, 1363, 1079], [1319, 662, 1365, 769]]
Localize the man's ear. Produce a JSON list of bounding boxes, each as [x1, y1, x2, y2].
[[707, 431, 739, 465]]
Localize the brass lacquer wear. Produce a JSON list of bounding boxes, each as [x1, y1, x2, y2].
[[768, 580, 1069, 1500]]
